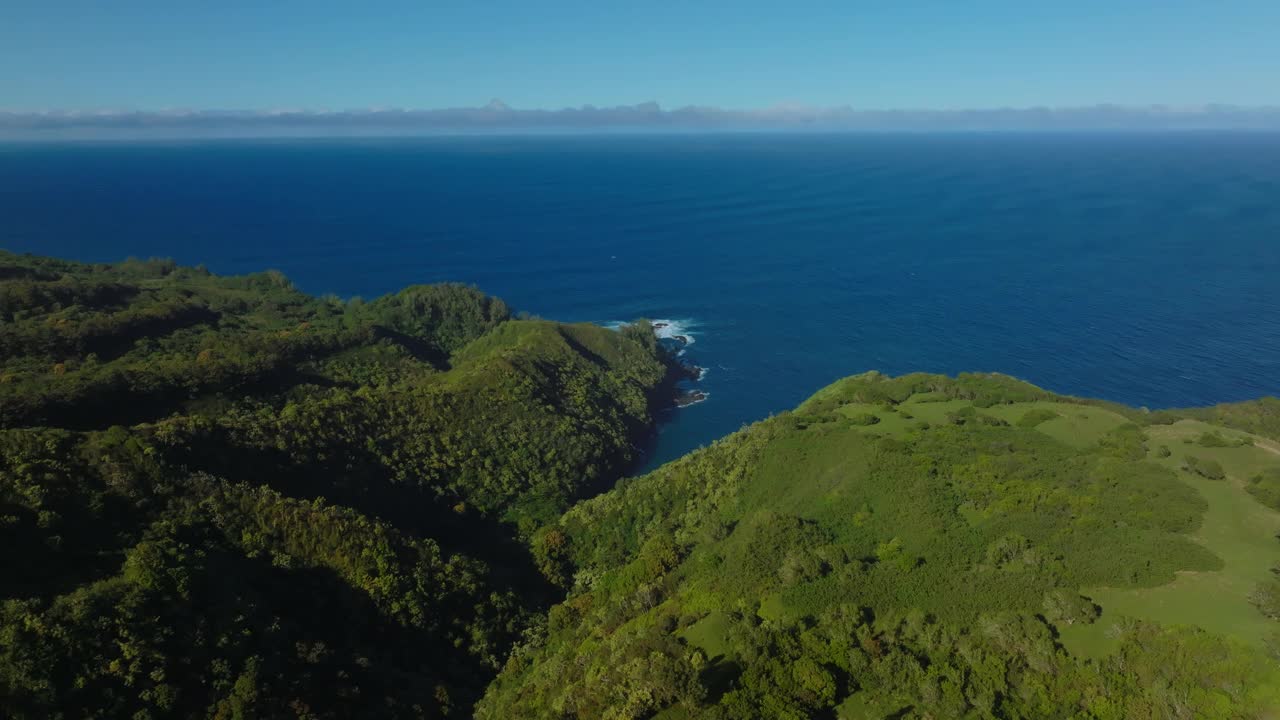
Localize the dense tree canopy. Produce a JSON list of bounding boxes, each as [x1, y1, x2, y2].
[[0, 251, 676, 717]]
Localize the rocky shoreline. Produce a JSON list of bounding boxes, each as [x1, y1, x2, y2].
[[674, 389, 709, 407], [652, 321, 708, 408]]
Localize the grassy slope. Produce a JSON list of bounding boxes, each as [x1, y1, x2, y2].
[[480, 372, 1280, 719], [1061, 420, 1280, 657], [786, 396, 1280, 656]]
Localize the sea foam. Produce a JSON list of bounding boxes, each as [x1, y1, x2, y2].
[[650, 318, 697, 346], [601, 318, 699, 354]]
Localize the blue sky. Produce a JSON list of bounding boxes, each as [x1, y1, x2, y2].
[[3, 1, 1279, 111]]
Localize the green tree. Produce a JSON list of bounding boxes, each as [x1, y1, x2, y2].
[[1041, 589, 1100, 626]]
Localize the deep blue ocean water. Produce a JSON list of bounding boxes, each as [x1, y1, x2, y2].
[[3, 134, 1279, 470]]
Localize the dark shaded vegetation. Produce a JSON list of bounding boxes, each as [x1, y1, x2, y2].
[[1016, 407, 1059, 428], [1248, 468, 1280, 512], [0, 251, 675, 718], [1184, 455, 1227, 480]]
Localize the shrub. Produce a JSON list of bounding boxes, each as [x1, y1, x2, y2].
[[1249, 579, 1280, 620], [1195, 431, 1250, 448], [1017, 408, 1059, 428], [1099, 424, 1148, 460], [1184, 455, 1226, 480], [1042, 590, 1100, 626], [1197, 431, 1232, 448], [1247, 469, 1280, 511]]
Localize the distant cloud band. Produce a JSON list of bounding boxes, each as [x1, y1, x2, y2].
[[3, 101, 1280, 139]]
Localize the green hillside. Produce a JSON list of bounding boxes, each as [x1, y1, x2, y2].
[[6, 252, 1280, 719], [0, 252, 677, 718], [479, 372, 1280, 719]]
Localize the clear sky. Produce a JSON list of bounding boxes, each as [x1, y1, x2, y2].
[[3, 1, 1279, 111]]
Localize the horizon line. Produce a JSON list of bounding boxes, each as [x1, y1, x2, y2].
[[3, 101, 1280, 140]]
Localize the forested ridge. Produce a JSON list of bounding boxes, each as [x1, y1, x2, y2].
[[0, 251, 676, 718]]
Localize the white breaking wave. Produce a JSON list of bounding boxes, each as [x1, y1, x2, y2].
[[650, 318, 697, 346], [601, 318, 700, 357], [679, 390, 711, 407], [600, 318, 699, 346]]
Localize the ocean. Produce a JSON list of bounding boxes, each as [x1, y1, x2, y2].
[[3, 133, 1279, 470]]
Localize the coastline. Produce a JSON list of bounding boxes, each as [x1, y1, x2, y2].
[[650, 320, 709, 409]]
